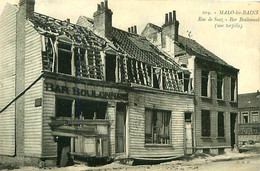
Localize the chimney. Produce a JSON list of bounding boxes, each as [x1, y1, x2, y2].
[[134, 25, 137, 34], [18, 0, 35, 19], [15, 0, 36, 156], [93, 0, 113, 38], [169, 12, 173, 23], [162, 10, 179, 48], [165, 13, 168, 24], [172, 10, 176, 21], [128, 26, 137, 34]]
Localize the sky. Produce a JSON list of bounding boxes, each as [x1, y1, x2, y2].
[[0, 0, 259, 94]]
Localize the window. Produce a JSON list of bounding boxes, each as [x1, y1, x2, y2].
[[217, 73, 224, 99], [201, 110, 210, 137], [57, 42, 73, 75], [145, 109, 171, 144], [201, 70, 210, 97], [252, 111, 259, 123], [231, 77, 237, 101], [56, 98, 73, 118], [153, 68, 162, 89], [184, 74, 190, 92], [218, 112, 225, 137], [75, 100, 107, 119], [105, 54, 116, 82], [242, 112, 249, 123]]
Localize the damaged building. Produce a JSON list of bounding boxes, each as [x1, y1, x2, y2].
[[141, 11, 239, 154], [0, 0, 194, 166], [237, 91, 260, 148]]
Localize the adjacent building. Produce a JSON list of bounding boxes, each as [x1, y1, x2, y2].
[[237, 91, 260, 146], [0, 0, 194, 166], [141, 11, 239, 154]]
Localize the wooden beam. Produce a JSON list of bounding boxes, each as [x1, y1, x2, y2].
[[130, 59, 136, 83], [141, 62, 147, 86], [123, 55, 128, 83], [136, 61, 141, 84], [101, 51, 105, 81]]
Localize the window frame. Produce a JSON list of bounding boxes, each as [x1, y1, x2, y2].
[[217, 112, 225, 137], [217, 73, 224, 100], [231, 77, 237, 102], [201, 110, 211, 137], [242, 112, 249, 123], [201, 70, 211, 97], [251, 111, 259, 123], [145, 108, 171, 145]]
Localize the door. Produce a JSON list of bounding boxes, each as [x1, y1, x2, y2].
[[116, 103, 126, 153], [185, 112, 193, 154], [230, 113, 237, 149]]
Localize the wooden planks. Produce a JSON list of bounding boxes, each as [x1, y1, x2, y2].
[[128, 91, 193, 158], [24, 21, 43, 157], [0, 3, 17, 156]]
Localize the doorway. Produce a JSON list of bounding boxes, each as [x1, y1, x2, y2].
[[116, 103, 126, 153], [230, 113, 237, 149], [184, 112, 193, 154], [57, 137, 71, 167]]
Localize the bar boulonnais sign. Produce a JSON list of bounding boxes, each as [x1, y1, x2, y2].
[[44, 82, 128, 101]]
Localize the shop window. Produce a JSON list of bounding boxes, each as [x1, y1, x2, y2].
[[105, 54, 116, 82], [153, 68, 162, 89], [252, 111, 259, 123], [201, 110, 210, 137], [231, 77, 237, 101], [145, 108, 171, 144], [217, 73, 224, 99], [218, 112, 225, 137], [242, 112, 249, 123], [201, 70, 210, 97], [75, 100, 107, 120], [58, 42, 72, 75], [56, 98, 73, 118]]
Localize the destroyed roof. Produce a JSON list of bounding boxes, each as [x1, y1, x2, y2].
[[30, 12, 107, 49], [29, 13, 180, 70], [110, 27, 180, 69], [177, 35, 237, 70], [238, 92, 260, 109]]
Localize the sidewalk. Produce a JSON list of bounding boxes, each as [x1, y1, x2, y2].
[[1, 151, 260, 171]]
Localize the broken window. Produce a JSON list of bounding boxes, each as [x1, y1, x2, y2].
[[56, 98, 73, 118], [201, 70, 210, 97], [242, 112, 249, 123], [217, 73, 224, 99], [57, 42, 73, 75], [231, 77, 237, 101], [153, 68, 162, 89], [218, 112, 225, 137], [105, 54, 116, 82], [201, 110, 210, 137], [184, 74, 190, 92], [145, 108, 171, 144], [252, 111, 259, 123], [75, 100, 107, 120]]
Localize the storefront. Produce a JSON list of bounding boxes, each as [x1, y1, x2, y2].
[[40, 72, 193, 165]]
